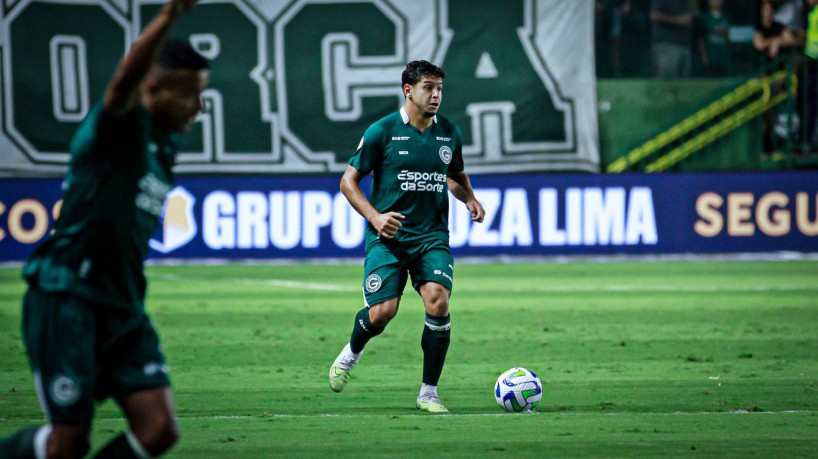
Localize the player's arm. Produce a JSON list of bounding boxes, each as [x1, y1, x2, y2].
[[340, 165, 404, 238], [447, 171, 485, 223], [104, 0, 196, 115]]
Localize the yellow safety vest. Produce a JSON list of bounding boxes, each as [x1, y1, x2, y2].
[[806, 7, 818, 59]]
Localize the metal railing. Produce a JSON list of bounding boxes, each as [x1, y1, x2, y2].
[[606, 53, 810, 173]]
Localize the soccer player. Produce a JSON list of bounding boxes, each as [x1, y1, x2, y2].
[[0, 1, 208, 457], [328, 60, 485, 413]]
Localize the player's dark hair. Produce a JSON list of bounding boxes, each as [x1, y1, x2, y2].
[[158, 38, 209, 72], [401, 60, 445, 87]]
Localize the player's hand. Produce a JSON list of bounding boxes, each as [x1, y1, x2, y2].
[[371, 212, 404, 238], [467, 200, 485, 223]]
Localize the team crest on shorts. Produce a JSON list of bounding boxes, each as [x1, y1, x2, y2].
[[50, 375, 81, 407], [439, 146, 452, 164], [365, 274, 382, 293]]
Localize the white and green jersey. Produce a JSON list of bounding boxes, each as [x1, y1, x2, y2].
[[350, 106, 464, 246]]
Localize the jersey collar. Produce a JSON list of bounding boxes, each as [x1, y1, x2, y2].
[[400, 106, 437, 125]]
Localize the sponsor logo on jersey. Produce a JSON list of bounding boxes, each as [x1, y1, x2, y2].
[[50, 375, 81, 407], [136, 173, 171, 217], [399, 150, 409, 155], [365, 274, 382, 293], [78, 258, 91, 279], [397, 170, 446, 192], [392, 136, 410, 141], [439, 146, 452, 164], [436, 136, 451, 142]]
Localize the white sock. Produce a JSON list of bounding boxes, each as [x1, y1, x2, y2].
[[337, 343, 363, 371], [33, 425, 52, 459], [418, 383, 438, 400]]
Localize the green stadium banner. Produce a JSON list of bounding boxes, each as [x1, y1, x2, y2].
[[0, 0, 599, 176]]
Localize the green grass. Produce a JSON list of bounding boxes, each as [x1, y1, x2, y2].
[[1, 261, 817, 457]]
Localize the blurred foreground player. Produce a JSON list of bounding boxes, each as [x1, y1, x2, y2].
[[328, 60, 485, 413], [0, 0, 208, 457]]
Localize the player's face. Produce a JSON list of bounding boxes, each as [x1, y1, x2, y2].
[[406, 75, 443, 118], [150, 69, 209, 133]]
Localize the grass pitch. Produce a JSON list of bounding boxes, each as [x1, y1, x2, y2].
[[1, 260, 817, 457]]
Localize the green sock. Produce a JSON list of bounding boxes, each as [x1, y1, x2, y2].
[[0, 426, 39, 459], [421, 313, 451, 385], [349, 307, 384, 354]]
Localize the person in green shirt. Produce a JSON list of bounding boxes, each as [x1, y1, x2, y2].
[[328, 60, 485, 413], [697, 0, 732, 76], [0, 0, 208, 457]]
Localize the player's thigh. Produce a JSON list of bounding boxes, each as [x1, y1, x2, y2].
[[98, 310, 171, 408], [408, 242, 454, 295], [22, 287, 97, 425], [362, 240, 410, 307]]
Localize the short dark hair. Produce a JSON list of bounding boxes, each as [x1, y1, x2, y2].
[[158, 38, 209, 72], [401, 60, 445, 87]]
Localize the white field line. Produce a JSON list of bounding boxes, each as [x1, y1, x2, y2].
[[512, 285, 818, 293], [154, 274, 816, 294], [3, 410, 816, 424], [155, 274, 349, 291], [175, 409, 816, 419]]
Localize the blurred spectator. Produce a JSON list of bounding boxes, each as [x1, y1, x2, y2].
[[754, 0, 797, 152], [754, 0, 795, 59], [697, 0, 733, 76], [772, 0, 805, 86], [802, 0, 818, 147], [650, 0, 696, 77], [596, 0, 616, 77], [611, 0, 652, 77], [771, 0, 804, 34]]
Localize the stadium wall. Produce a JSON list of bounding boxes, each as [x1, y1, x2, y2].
[[1, 172, 816, 262]]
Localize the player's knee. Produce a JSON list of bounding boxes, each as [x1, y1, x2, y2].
[[48, 435, 90, 459], [369, 308, 396, 326], [48, 425, 91, 459], [421, 283, 450, 316], [425, 297, 449, 317], [369, 303, 398, 326], [48, 440, 90, 459], [151, 417, 180, 453], [157, 418, 180, 450], [132, 416, 180, 455]]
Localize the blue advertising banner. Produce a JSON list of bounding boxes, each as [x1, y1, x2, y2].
[[1, 172, 816, 262]]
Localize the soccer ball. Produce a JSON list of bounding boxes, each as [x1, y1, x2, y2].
[[494, 367, 543, 412]]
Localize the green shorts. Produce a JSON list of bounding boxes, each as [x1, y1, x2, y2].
[[361, 238, 454, 306], [22, 286, 170, 424]]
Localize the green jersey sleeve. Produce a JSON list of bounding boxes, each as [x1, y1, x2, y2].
[[349, 123, 386, 175], [448, 123, 465, 176]]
